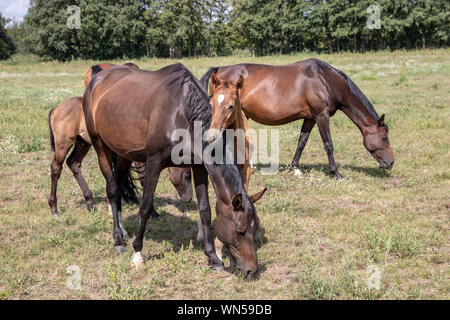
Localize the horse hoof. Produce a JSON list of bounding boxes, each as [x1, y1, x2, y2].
[[114, 245, 126, 254], [335, 173, 344, 180], [131, 252, 145, 270], [210, 263, 225, 272], [87, 203, 94, 212]]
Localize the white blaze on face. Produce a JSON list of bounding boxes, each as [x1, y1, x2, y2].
[[217, 94, 224, 105]]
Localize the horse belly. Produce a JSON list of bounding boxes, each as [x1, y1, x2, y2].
[[94, 106, 148, 161], [242, 90, 310, 125]]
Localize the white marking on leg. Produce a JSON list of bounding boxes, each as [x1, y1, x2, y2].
[[214, 237, 223, 262], [197, 217, 203, 241], [131, 251, 144, 269]]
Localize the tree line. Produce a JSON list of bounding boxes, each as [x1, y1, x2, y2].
[[2, 0, 449, 61]]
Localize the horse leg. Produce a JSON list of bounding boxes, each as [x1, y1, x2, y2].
[[114, 156, 136, 241], [131, 155, 162, 269], [192, 165, 224, 270], [291, 118, 316, 167], [316, 114, 344, 179], [66, 139, 94, 211], [134, 161, 145, 188], [49, 144, 72, 216], [91, 139, 125, 252]]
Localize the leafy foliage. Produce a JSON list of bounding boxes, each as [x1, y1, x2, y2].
[[0, 13, 15, 59], [6, 0, 450, 60]]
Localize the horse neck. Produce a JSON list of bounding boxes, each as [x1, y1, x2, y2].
[[204, 164, 239, 205], [341, 96, 377, 136], [230, 106, 244, 130]]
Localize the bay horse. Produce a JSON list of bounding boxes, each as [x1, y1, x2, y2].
[[83, 63, 266, 277], [48, 62, 192, 217], [201, 59, 394, 178]]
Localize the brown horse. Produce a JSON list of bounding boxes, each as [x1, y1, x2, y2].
[[83, 63, 266, 277], [48, 62, 192, 216], [48, 97, 192, 216], [201, 59, 394, 178]]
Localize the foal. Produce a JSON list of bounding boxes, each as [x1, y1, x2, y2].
[[197, 75, 255, 261]]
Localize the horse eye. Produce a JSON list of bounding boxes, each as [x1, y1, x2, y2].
[[228, 104, 234, 111]]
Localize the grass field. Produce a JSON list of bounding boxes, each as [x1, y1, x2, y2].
[[0, 50, 449, 299]]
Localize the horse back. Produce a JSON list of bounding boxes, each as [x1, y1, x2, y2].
[[215, 61, 342, 124], [83, 66, 185, 162]]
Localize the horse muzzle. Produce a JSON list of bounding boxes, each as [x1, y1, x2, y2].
[[379, 159, 394, 170]]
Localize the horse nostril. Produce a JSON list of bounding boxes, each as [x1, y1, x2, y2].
[[246, 269, 252, 276]]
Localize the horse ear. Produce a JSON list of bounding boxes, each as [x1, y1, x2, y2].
[[235, 75, 244, 89], [378, 114, 385, 126], [250, 188, 267, 203], [232, 193, 243, 211], [209, 71, 220, 96]]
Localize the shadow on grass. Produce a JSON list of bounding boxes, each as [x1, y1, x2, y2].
[[123, 195, 269, 277], [256, 163, 390, 178]]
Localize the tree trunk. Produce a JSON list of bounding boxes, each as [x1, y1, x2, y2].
[[177, 41, 182, 59], [250, 38, 255, 57], [327, 33, 332, 54], [169, 44, 174, 59], [422, 33, 426, 49], [298, 34, 302, 52], [280, 29, 284, 55]]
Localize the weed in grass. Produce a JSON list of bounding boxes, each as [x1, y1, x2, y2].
[[18, 136, 42, 153]]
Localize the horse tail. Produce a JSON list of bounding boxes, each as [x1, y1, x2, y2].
[[111, 152, 140, 204], [48, 107, 56, 151], [200, 67, 219, 92]]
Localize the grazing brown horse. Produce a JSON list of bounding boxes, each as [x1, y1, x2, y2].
[[201, 59, 394, 178], [48, 97, 192, 216], [83, 63, 266, 276]]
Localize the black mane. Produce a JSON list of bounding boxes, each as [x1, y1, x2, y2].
[[314, 59, 388, 132]]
